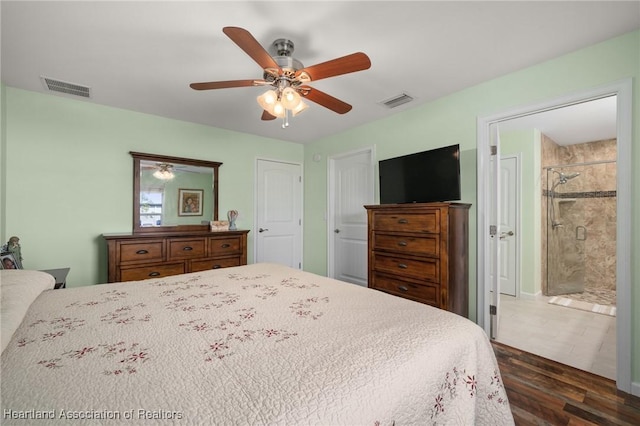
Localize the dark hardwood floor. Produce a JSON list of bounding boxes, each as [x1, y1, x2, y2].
[[493, 341, 640, 425]]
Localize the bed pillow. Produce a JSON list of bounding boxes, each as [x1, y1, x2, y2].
[[1, 269, 55, 353]]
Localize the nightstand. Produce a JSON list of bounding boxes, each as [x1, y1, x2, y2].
[[40, 268, 70, 289]]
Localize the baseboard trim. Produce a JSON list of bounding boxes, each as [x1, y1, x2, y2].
[[632, 381, 640, 397], [518, 291, 541, 300]]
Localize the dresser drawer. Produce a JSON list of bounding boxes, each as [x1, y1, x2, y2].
[[373, 211, 440, 233], [373, 253, 439, 282], [168, 238, 206, 260], [372, 273, 440, 306], [191, 257, 241, 272], [119, 241, 164, 263], [374, 234, 439, 257], [209, 236, 242, 256], [120, 263, 185, 282]]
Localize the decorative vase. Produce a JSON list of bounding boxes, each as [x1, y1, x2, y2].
[[227, 210, 238, 231]]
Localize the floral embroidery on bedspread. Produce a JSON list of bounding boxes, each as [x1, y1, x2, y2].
[[100, 303, 151, 325], [16, 317, 88, 347], [35, 342, 150, 376], [164, 292, 241, 311], [428, 367, 508, 420], [65, 289, 129, 308], [290, 297, 330, 320], [241, 277, 320, 300], [203, 328, 298, 361]]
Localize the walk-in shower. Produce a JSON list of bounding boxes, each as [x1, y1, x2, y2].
[[544, 161, 617, 303]]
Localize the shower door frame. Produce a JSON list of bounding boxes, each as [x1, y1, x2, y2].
[[476, 78, 633, 394]]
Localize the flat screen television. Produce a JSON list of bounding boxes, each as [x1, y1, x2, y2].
[[379, 144, 461, 204]]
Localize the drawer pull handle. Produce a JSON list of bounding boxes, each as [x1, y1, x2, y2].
[[136, 249, 149, 255], [398, 241, 408, 247], [397, 263, 408, 269], [221, 244, 231, 248], [398, 218, 408, 224], [182, 246, 193, 251], [212, 264, 222, 269], [398, 285, 409, 292], [148, 272, 160, 277]]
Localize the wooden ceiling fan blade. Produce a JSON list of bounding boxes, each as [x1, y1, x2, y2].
[[190, 80, 263, 90], [300, 86, 352, 114], [223, 26, 281, 72], [261, 110, 276, 121], [296, 52, 371, 82]]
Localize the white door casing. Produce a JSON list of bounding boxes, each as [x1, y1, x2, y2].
[[255, 159, 302, 269], [489, 123, 501, 339], [328, 147, 375, 286], [477, 79, 633, 393]]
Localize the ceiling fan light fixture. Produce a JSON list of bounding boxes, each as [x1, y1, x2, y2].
[[281, 87, 301, 109], [153, 163, 175, 180], [291, 100, 309, 116], [272, 101, 286, 118], [256, 89, 278, 110], [192, 27, 371, 128]]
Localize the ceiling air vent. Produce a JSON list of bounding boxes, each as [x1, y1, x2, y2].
[[41, 76, 91, 98], [380, 93, 414, 109]]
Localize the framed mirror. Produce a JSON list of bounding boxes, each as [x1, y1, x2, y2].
[[131, 152, 221, 234]]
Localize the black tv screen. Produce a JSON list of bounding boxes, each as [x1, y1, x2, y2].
[[379, 144, 461, 204]]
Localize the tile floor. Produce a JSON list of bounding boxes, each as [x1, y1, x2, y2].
[[496, 294, 616, 380]]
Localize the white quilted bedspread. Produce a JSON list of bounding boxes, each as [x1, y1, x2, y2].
[[1, 263, 513, 425]]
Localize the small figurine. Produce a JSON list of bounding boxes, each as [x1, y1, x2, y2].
[[3, 236, 23, 268], [227, 210, 238, 231]]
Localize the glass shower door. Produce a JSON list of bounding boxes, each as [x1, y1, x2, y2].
[[546, 166, 586, 296]]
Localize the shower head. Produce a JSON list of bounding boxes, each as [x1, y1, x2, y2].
[[552, 170, 580, 184], [562, 172, 580, 180]]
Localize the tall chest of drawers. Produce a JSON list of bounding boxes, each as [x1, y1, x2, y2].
[[103, 230, 249, 283], [365, 203, 470, 317]]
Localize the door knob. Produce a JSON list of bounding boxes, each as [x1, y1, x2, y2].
[[259, 228, 269, 233], [499, 230, 514, 239], [334, 229, 340, 233]]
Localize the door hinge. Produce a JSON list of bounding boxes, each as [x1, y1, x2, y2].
[[490, 145, 497, 156], [298, 262, 301, 269], [299, 219, 301, 225], [490, 305, 497, 315], [299, 176, 302, 182], [489, 225, 497, 236]]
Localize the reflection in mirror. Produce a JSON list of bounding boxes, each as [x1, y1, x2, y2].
[[131, 152, 221, 234]]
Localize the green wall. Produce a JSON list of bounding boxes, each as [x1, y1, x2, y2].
[[1, 88, 303, 286], [303, 29, 638, 378]]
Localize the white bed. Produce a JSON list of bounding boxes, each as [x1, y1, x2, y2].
[[1, 263, 513, 425]]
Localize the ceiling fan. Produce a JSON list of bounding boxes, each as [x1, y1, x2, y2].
[[190, 27, 371, 126]]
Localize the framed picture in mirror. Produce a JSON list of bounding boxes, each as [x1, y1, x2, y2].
[[0, 253, 21, 269], [178, 189, 204, 216]]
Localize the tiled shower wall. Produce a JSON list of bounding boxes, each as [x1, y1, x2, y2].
[[541, 136, 617, 295]]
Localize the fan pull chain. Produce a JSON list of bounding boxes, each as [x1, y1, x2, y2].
[[282, 110, 290, 128]]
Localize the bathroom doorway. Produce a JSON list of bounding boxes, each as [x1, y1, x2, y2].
[[498, 99, 617, 379], [477, 80, 632, 391]]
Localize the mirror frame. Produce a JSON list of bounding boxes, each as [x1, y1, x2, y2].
[[131, 152, 222, 234]]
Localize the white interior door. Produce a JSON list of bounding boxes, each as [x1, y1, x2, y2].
[[497, 156, 518, 296], [255, 159, 302, 268], [328, 148, 374, 286]]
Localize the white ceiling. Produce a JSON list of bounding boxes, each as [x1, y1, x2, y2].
[[2, 1, 638, 145], [499, 95, 618, 146]]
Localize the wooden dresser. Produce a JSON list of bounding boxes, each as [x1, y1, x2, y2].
[[103, 230, 249, 283], [365, 203, 470, 317]]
